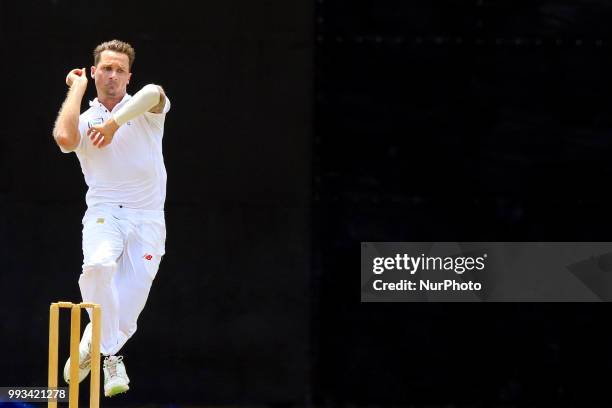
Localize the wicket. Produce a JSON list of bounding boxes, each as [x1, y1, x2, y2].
[[48, 302, 101, 408]]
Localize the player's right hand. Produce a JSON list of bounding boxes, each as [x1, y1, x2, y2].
[[65, 67, 88, 89]]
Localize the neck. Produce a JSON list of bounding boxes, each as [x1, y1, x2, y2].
[[98, 93, 125, 112]]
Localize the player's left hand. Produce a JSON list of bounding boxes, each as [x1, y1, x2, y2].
[[87, 118, 120, 148]]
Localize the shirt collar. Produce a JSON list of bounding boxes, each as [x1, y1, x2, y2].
[[89, 93, 132, 113]]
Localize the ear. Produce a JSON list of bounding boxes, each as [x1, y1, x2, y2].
[[127, 72, 132, 85], [90, 66, 96, 79]]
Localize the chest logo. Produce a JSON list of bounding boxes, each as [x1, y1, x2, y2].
[[87, 118, 104, 128]]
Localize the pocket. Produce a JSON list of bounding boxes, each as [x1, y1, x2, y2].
[[135, 220, 166, 256], [82, 209, 110, 226], [81, 212, 124, 265]]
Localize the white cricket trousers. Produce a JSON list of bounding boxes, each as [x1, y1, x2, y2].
[[78, 204, 165, 356]]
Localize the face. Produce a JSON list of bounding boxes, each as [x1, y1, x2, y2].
[[91, 50, 132, 99]]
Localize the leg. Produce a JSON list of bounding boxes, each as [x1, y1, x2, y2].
[[99, 216, 165, 396], [110, 220, 164, 354], [112, 239, 161, 353], [78, 212, 125, 355]]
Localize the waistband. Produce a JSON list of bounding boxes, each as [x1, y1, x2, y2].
[[85, 204, 165, 221]]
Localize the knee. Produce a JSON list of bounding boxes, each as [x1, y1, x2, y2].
[[81, 261, 117, 283]]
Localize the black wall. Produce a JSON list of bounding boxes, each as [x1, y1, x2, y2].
[[313, 1, 612, 406], [1, 1, 312, 405]]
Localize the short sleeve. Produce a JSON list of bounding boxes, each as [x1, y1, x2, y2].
[[144, 95, 171, 130]]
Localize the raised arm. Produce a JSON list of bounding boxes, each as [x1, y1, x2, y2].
[[53, 68, 88, 152], [88, 84, 167, 148]]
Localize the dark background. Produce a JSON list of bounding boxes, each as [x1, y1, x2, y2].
[[314, 0, 612, 406], [3, 0, 612, 407]]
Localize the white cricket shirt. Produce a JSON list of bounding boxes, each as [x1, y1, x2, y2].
[[65, 93, 171, 211]]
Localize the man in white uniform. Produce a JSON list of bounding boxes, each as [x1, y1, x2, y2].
[[52, 39, 170, 397]]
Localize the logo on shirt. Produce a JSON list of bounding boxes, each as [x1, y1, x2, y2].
[[143, 254, 153, 261], [88, 118, 104, 128], [96, 218, 105, 224]]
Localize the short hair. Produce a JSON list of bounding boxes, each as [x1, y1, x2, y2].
[[93, 39, 135, 69]]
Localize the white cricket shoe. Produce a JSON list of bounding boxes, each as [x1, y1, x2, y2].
[[103, 355, 130, 397], [63, 322, 93, 384]]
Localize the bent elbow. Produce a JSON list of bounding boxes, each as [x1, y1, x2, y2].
[[144, 84, 162, 103], [54, 132, 78, 152], [144, 83, 161, 94]]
